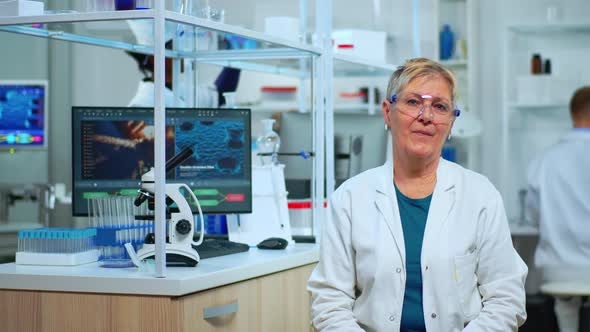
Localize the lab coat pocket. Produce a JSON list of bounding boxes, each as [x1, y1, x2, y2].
[[453, 252, 482, 321]]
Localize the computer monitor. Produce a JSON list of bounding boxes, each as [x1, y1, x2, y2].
[[72, 107, 251, 216], [278, 111, 387, 188], [0, 80, 48, 149]]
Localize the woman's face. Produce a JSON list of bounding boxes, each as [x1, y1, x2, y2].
[[382, 74, 454, 161]]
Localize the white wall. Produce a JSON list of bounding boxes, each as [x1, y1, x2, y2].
[[477, 0, 590, 294], [478, 0, 590, 188]]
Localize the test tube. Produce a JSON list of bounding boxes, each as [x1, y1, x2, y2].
[[114, 196, 121, 228], [106, 197, 113, 228], [47, 231, 52, 253], [49, 230, 54, 253], [91, 198, 97, 227], [87, 199, 93, 227], [127, 197, 134, 227], [38, 230, 43, 253], [103, 196, 109, 227], [66, 230, 70, 253], [23, 231, 28, 252], [58, 231, 64, 253], [17, 231, 22, 252], [96, 197, 104, 228], [32, 230, 37, 253], [72, 230, 77, 253], [110, 196, 116, 228]]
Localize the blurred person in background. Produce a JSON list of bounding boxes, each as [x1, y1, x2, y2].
[[527, 86, 590, 332]]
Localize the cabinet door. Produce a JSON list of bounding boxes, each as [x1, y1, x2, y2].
[[178, 263, 316, 332], [258, 264, 316, 332], [178, 277, 259, 331]]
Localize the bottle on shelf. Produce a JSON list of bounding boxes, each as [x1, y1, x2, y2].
[[544, 59, 552, 75], [531, 53, 542, 74], [440, 24, 455, 61]]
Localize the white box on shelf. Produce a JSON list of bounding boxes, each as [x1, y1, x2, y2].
[[0, 0, 44, 17], [264, 16, 300, 42], [516, 75, 573, 105], [332, 29, 386, 63], [260, 86, 297, 102]]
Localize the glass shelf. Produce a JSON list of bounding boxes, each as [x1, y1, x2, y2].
[[0, 10, 320, 78], [333, 54, 398, 77], [248, 102, 382, 114], [441, 59, 467, 68], [0, 11, 406, 78], [509, 23, 590, 34], [508, 102, 568, 110]]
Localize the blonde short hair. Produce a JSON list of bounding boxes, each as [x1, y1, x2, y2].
[[386, 58, 457, 106]]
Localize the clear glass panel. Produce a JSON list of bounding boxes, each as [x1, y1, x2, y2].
[[0, 18, 317, 77], [188, 0, 315, 46]]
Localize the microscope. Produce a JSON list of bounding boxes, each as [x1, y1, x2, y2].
[[134, 146, 204, 267]]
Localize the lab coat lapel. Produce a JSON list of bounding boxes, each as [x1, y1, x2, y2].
[[374, 161, 406, 269], [422, 159, 456, 257]]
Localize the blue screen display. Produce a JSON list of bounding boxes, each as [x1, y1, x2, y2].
[[71, 107, 252, 216], [0, 83, 46, 148]]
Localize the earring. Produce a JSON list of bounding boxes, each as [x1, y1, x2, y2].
[[385, 124, 389, 131], [447, 132, 452, 141]]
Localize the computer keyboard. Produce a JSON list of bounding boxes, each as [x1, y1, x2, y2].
[[193, 239, 250, 259]]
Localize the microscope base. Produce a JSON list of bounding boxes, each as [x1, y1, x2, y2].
[[137, 243, 200, 267]]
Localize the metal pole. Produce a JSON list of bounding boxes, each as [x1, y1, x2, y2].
[[154, 0, 167, 278], [412, 0, 421, 57], [298, 0, 308, 113], [315, 0, 332, 242], [368, 81, 376, 115]]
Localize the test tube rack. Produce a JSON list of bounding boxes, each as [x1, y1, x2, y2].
[[16, 228, 99, 266]]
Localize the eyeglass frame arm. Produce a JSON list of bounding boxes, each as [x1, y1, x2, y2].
[[389, 94, 461, 117]]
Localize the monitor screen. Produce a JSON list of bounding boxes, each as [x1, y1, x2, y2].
[[0, 80, 48, 148], [279, 112, 387, 181], [72, 107, 251, 216]]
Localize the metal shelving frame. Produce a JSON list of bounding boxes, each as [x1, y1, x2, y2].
[[0, 2, 324, 278], [1, 0, 408, 277]]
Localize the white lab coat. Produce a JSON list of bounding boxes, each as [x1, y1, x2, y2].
[[128, 80, 185, 107], [308, 158, 527, 332], [527, 129, 590, 278]]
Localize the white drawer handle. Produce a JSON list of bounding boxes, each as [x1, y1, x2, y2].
[[203, 301, 239, 319]]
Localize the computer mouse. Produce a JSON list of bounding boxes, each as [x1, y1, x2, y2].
[[257, 237, 288, 250]]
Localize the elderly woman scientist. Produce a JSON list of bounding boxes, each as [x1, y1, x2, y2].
[[308, 58, 528, 331]]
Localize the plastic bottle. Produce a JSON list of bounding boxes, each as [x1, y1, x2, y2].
[[440, 24, 455, 60], [531, 54, 542, 74], [441, 142, 457, 162], [256, 119, 281, 165]]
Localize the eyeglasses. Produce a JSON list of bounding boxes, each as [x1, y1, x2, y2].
[[390, 93, 460, 124]]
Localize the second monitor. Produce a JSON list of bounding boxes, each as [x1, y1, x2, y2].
[[279, 112, 388, 189], [72, 107, 251, 216]]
